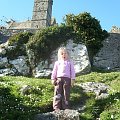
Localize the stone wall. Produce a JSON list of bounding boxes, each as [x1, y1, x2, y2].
[[32, 0, 53, 29], [110, 26, 120, 33], [93, 33, 120, 70]]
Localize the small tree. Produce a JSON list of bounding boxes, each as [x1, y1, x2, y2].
[[26, 25, 74, 65], [6, 32, 33, 59], [64, 12, 109, 64]]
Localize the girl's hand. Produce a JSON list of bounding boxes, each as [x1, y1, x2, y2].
[[71, 79, 75, 87], [51, 80, 57, 85]]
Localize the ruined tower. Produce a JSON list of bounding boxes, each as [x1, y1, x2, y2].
[[32, 0, 53, 29]]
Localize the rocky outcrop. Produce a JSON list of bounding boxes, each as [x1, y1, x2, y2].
[[77, 82, 109, 99], [34, 109, 80, 120], [93, 33, 120, 71], [110, 26, 120, 33], [0, 32, 9, 44], [1, 32, 120, 77], [0, 40, 91, 77], [0, 55, 30, 76], [34, 40, 91, 78]]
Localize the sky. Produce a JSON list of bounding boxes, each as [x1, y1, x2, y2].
[[0, 0, 120, 32]]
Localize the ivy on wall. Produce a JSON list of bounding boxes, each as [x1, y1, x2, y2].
[[7, 12, 109, 64], [26, 25, 74, 62]]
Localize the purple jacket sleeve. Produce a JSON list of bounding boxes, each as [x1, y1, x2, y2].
[[51, 61, 58, 80]]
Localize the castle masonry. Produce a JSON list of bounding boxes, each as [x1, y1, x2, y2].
[[32, 0, 53, 29], [5, 0, 54, 34]]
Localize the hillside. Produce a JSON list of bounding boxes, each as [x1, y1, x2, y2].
[[0, 71, 120, 120]]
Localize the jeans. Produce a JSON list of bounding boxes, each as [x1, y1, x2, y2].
[[53, 77, 71, 110]]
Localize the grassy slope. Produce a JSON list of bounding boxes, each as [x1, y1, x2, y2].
[[0, 71, 120, 120]]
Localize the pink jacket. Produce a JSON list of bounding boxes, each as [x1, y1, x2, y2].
[[51, 60, 75, 80]]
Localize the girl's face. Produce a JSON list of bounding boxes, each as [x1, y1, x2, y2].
[[60, 50, 68, 60]]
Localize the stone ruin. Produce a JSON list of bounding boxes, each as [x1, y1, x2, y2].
[[110, 26, 120, 33], [0, 0, 56, 37], [93, 33, 120, 71]]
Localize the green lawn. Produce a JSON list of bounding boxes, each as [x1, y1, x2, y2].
[[0, 71, 120, 120]]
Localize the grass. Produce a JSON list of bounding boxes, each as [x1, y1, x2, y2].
[[0, 71, 120, 120], [76, 72, 120, 120]]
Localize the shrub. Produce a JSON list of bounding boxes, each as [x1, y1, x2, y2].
[[26, 25, 74, 62], [63, 12, 109, 63], [6, 32, 33, 59], [100, 110, 120, 120], [64, 12, 109, 47], [8, 32, 33, 46]]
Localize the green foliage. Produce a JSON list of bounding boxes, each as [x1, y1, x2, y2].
[[100, 110, 120, 120], [26, 25, 74, 62], [4, 12, 109, 64], [8, 32, 33, 46], [98, 76, 120, 120], [6, 32, 33, 59], [64, 12, 109, 63], [95, 92, 120, 120], [0, 76, 53, 120], [100, 100, 120, 120], [64, 12, 109, 47]]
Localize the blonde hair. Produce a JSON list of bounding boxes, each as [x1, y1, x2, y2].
[[58, 47, 69, 60]]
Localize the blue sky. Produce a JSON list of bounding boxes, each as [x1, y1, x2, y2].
[[0, 0, 120, 32]]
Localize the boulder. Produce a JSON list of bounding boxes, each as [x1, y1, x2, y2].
[[34, 109, 80, 120], [0, 39, 91, 77], [34, 40, 91, 78]]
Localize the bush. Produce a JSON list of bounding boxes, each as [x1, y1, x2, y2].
[[26, 25, 74, 62], [100, 110, 120, 120], [8, 32, 33, 46], [63, 12, 109, 63], [64, 12, 109, 48], [6, 32, 33, 59]]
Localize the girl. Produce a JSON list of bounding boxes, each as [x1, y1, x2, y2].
[[51, 47, 75, 110]]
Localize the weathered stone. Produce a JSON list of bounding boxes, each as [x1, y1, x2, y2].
[[5, 0, 54, 35], [34, 109, 80, 120], [0, 68, 17, 76], [0, 57, 8, 67], [0, 48, 6, 55], [110, 26, 120, 33], [20, 85, 32, 95], [35, 40, 91, 78], [93, 33, 120, 71], [9, 56, 30, 76], [77, 82, 109, 99], [96, 93, 109, 100], [0, 39, 91, 77]]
